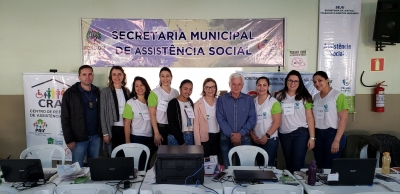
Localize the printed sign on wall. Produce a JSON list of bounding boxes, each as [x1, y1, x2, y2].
[[82, 19, 285, 67]]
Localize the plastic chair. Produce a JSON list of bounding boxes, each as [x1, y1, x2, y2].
[[360, 144, 380, 168], [20, 144, 65, 168], [111, 143, 150, 170], [246, 184, 303, 194], [228, 145, 269, 167], [54, 184, 114, 194], [152, 184, 206, 194]]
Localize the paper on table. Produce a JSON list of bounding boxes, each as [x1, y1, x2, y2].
[[143, 166, 156, 184], [57, 162, 89, 179]]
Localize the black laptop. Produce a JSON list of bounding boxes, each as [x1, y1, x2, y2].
[[88, 157, 136, 181], [317, 158, 377, 185], [233, 170, 278, 182], [0, 159, 57, 183]]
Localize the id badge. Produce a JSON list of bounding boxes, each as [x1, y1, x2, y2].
[[185, 107, 195, 118], [283, 103, 294, 115], [141, 109, 150, 120], [316, 107, 325, 119], [157, 100, 168, 112]]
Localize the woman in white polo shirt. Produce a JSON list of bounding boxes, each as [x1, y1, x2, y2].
[[148, 67, 179, 147], [250, 76, 282, 167], [312, 71, 348, 169], [276, 70, 315, 173], [123, 76, 154, 170]]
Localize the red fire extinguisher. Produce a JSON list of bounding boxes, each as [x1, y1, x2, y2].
[[374, 81, 386, 112]]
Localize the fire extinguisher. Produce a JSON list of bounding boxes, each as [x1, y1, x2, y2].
[[374, 82, 385, 112], [360, 71, 387, 113]]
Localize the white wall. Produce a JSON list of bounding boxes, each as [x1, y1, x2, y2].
[[0, 0, 399, 95]]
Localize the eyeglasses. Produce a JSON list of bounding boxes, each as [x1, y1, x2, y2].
[[204, 86, 216, 90], [288, 80, 300, 84]]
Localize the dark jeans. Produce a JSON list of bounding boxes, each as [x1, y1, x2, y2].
[[279, 127, 309, 173], [220, 134, 251, 168], [314, 128, 346, 169], [130, 134, 155, 171], [253, 137, 279, 167], [112, 126, 125, 157], [158, 124, 169, 146], [201, 132, 221, 157]]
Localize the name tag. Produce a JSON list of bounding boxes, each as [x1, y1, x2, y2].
[[316, 107, 325, 119], [119, 105, 124, 114], [283, 103, 294, 115], [257, 113, 263, 124], [157, 100, 168, 112], [327, 173, 339, 181], [141, 109, 150, 120], [185, 107, 195, 118]]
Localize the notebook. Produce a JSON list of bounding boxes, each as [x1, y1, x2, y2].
[[233, 170, 278, 182], [88, 157, 136, 181], [0, 159, 57, 183], [317, 158, 377, 185]]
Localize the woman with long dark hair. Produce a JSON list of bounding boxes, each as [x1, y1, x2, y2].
[[250, 76, 282, 167], [122, 76, 154, 170], [167, 79, 195, 145], [312, 71, 348, 169], [100, 66, 129, 157], [276, 70, 315, 173]]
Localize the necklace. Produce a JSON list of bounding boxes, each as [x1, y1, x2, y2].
[[83, 89, 93, 109]]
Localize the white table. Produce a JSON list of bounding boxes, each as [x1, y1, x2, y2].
[[221, 166, 304, 194], [296, 168, 400, 194], [139, 168, 223, 194]]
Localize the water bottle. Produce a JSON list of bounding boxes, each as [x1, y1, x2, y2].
[[382, 152, 391, 174], [308, 160, 317, 186]]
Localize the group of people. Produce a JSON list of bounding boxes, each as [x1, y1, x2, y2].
[[61, 65, 348, 173]]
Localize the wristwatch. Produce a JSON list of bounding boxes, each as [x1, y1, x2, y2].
[[265, 133, 271, 139], [310, 137, 316, 140]]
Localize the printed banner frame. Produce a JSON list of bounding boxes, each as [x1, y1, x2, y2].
[[23, 73, 78, 161], [81, 18, 285, 67]]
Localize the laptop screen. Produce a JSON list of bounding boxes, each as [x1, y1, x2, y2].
[[0, 159, 46, 183], [89, 157, 136, 181], [328, 158, 377, 185]]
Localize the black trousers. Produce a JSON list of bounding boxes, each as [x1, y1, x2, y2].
[[201, 132, 221, 157], [111, 126, 125, 157], [130, 134, 155, 171]]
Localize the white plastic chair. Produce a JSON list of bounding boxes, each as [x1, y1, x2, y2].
[[20, 144, 65, 168], [152, 184, 206, 194], [246, 184, 303, 194], [228, 145, 269, 167], [360, 144, 380, 168], [111, 143, 150, 170], [54, 184, 114, 194]]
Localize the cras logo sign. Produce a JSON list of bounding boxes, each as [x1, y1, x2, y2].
[[342, 78, 351, 86], [32, 78, 71, 109], [30, 119, 51, 136]]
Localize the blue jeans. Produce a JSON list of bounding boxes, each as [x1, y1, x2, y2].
[[220, 134, 251, 168], [167, 132, 194, 145], [314, 128, 346, 169], [71, 135, 100, 167], [253, 137, 279, 167], [279, 127, 309, 173]]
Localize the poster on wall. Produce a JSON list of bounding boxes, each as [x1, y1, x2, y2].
[[81, 18, 285, 67], [287, 49, 308, 72], [23, 73, 78, 161], [318, 0, 361, 113], [239, 71, 317, 98]]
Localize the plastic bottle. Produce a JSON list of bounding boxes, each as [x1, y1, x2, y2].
[[308, 160, 317, 186], [382, 152, 391, 174]]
